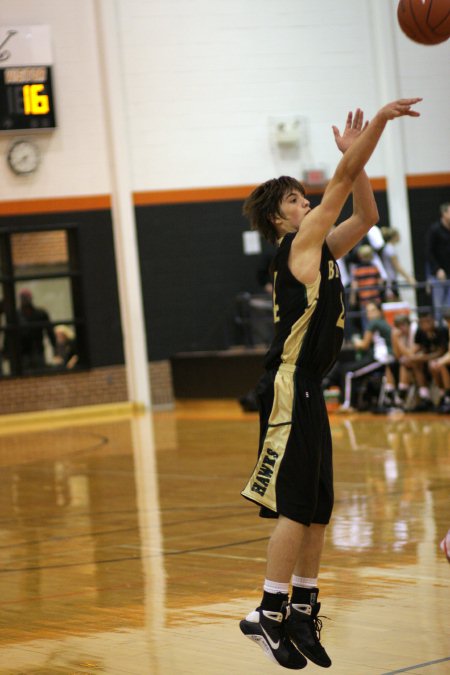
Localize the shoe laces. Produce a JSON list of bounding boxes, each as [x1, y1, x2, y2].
[[312, 613, 324, 640], [311, 606, 330, 642]]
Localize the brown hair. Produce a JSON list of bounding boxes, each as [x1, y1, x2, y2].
[[381, 226, 399, 243], [393, 314, 410, 327], [242, 176, 306, 244]]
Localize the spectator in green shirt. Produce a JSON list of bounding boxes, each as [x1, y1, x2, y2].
[[338, 302, 395, 411], [353, 301, 393, 361]]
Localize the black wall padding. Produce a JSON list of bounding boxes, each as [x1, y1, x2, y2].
[[0, 210, 124, 367]]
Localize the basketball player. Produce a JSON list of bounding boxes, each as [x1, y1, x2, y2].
[[239, 98, 422, 670]]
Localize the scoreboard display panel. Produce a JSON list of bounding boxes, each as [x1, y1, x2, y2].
[[0, 26, 56, 131], [0, 66, 56, 130]]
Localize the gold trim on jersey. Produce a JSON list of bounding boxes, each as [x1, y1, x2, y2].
[[241, 364, 296, 512], [281, 272, 321, 365]]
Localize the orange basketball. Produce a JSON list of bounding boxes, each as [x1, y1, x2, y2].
[[397, 0, 450, 45]]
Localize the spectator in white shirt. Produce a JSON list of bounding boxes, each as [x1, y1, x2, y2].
[[380, 227, 416, 300]]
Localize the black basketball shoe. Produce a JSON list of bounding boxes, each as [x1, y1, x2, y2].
[[285, 602, 332, 668], [412, 397, 434, 412], [240, 607, 307, 669], [437, 396, 450, 414]]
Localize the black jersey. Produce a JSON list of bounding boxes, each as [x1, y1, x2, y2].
[[414, 325, 449, 353], [265, 234, 345, 378]]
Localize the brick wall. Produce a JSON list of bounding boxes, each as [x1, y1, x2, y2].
[[0, 360, 174, 415], [149, 359, 174, 408], [12, 230, 67, 267]]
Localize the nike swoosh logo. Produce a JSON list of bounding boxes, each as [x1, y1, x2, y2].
[[260, 624, 280, 650]]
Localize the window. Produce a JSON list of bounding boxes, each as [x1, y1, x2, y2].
[[0, 225, 86, 377]]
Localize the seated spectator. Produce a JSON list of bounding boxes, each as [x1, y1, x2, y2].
[[335, 302, 395, 411], [401, 310, 448, 411], [391, 314, 417, 409], [350, 245, 384, 331], [428, 307, 450, 414], [380, 227, 416, 300], [52, 325, 78, 370], [18, 289, 56, 370]]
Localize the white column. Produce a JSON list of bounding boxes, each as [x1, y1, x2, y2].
[[368, 0, 416, 310], [94, 0, 151, 408]]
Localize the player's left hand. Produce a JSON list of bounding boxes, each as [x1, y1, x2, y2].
[[332, 108, 369, 153]]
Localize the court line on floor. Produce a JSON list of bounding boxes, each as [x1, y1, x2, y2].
[[0, 536, 271, 573], [0, 502, 248, 526], [381, 656, 450, 674], [0, 509, 253, 550]]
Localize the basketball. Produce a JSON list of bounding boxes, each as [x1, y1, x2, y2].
[[397, 0, 450, 45]]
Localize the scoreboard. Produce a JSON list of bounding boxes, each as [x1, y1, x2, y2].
[[0, 26, 56, 131]]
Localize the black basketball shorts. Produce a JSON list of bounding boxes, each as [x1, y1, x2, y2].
[[241, 363, 334, 526]]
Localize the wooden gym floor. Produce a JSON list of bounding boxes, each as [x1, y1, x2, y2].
[[0, 401, 448, 675]]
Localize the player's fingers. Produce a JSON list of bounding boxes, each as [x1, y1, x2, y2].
[[345, 111, 352, 128], [394, 103, 414, 116], [397, 102, 421, 116], [357, 109, 365, 128], [398, 97, 422, 104]]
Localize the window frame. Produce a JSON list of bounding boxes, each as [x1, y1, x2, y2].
[[0, 222, 88, 377]]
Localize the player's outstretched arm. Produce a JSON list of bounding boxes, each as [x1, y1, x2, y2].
[[326, 108, 379, 259], [295, 98, 422, 253], [335, 98, 421, 183]]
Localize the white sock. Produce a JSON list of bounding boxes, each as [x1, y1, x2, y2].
[[263, 579, 290, 595], [419, 387, 430, 399], [291, 575, 318, 589]]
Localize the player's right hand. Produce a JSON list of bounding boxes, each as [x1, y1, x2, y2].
[[376, 98, 422, 121]]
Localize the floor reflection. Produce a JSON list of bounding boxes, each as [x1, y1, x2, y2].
[[0, 406, 448, 674], [330, 416, 448, 566]]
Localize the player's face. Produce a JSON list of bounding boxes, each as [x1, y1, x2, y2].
[[276, 190, 311, 231]]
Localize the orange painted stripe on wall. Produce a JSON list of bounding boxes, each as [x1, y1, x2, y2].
[[133, 177, 387, 205], [0, 174, 448, 216], [133, 185, 256, 205], [368, 177, 387, 191], [0, 194, 111, 216], [406, 173, 450, 188]]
